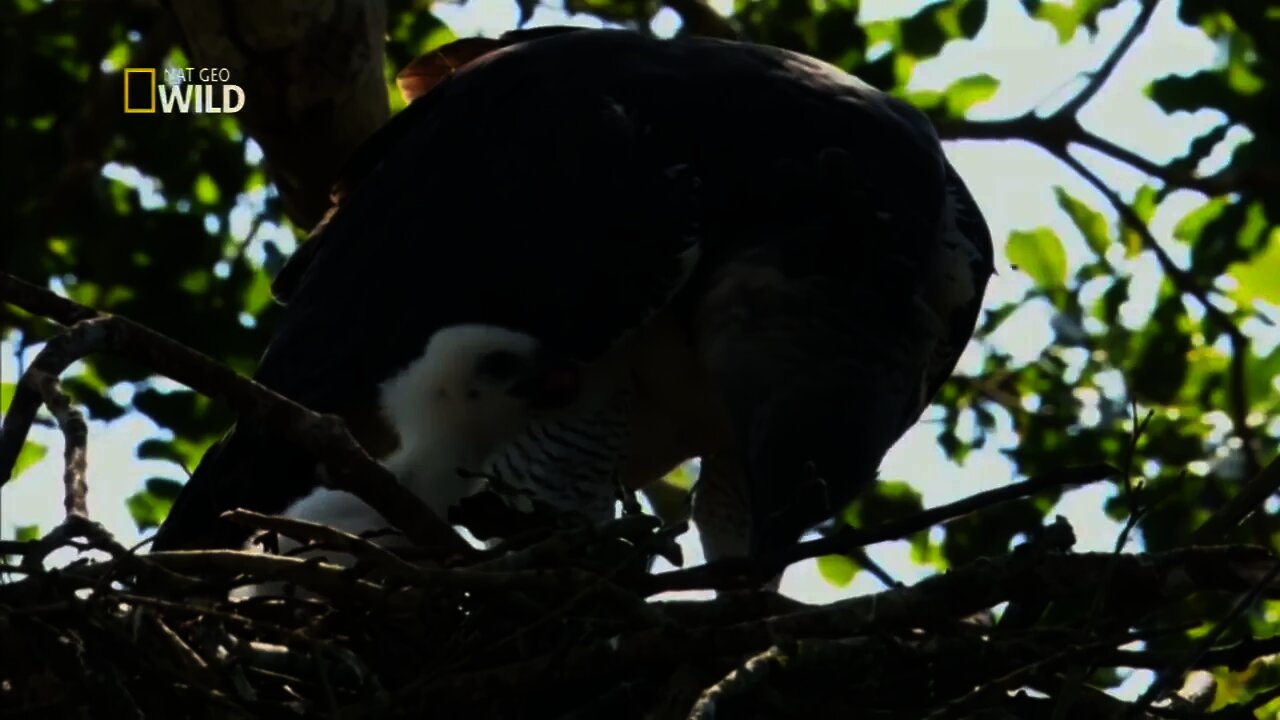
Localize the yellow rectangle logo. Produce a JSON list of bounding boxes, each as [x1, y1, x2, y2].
[[123, 68, 156, 113]]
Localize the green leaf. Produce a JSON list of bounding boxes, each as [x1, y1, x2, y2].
[[900, 7, 948, 57], [12, 441, 47, 479], [1006, 227, 1068, 288], [661, 462, 697, 491], [1227, 231, 1280, 306], [816, 554, 859, 587], [1132, 185, 1158, 223], [136, 438, 188, 466], [61, 376, 127, 422], [1173, 197, 1228, 244], [126, 488, 175, 531], [1026, 0, 1123, 42], [144, 477, 184, 501], [1030, 3, 1075, 42], [944, 74, 999, 115], [0, 383, 14, 415], [1131, 297, 1191, 405], [840, 480, 925, 528], [956, 0, 989, 38], [1054, 187, 1111, 259], [15, 524, 40, 542], [1246, 346, 1280, 410], [193, 172, 219, 205], [242, 271, 275, 316]]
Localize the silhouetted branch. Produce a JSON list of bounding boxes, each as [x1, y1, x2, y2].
[[1058, 0, 1160, 118], [1193, 452, 1280, 544], [926, 629, 1171, 720], [1103, 633, 1280, 671], [937, 111, 1277, 196], [649, 463, 1116, 593], [0, 273, 99, 327], [405, 545, 1278, 710], [1130, 558, 1280, 716], [224, 508, 423, 578]]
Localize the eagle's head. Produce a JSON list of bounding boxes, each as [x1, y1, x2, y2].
[[377, 324, 583, 516], [381, 325, 581, 460]]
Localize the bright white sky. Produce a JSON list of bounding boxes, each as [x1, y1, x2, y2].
[[3, 0, 1273, 699]]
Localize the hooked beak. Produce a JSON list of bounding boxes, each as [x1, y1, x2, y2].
[[507, 351, 582, 409]]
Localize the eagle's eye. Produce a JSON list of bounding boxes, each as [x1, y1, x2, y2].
[[474, 350, 528, 380]]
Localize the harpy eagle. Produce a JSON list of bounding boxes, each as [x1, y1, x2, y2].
[[151, 27, 994, 570]]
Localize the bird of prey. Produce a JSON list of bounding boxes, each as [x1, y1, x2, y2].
[[151, 27, 994, 573]]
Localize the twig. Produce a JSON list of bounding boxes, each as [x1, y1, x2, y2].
[[141, 612, 223, 690], [939, 114, 1272, 198], [223, 508, 423, 579], [1101, 634, 1280, 671], [1115, 400, 1154, 554], [1192, 453, 1280, 544], [1057, 0, 1161, 118], [649, 464, 1116, 593], [687, 642, 795, 719], [143, 550, 395, 605], [29, 371, 89, 519], [927, 628, 1178, 720], [1129, 558, 1280, 716]]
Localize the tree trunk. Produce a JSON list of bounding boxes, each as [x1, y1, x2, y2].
[[169, 0, 390, 229]]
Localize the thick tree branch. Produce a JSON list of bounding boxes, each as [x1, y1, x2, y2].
[[30, 372, 88, 519], [406, 546, 1278, 707], [687, 642, 794, 719], [167, 0, 391, 228]]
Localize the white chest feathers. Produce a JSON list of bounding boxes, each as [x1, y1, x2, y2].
[[239, 324, 599, 596]]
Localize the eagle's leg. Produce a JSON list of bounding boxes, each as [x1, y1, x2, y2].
[[691, 453, 783, 591], [694, 257, 926, 566], [741, 368, 911, 557]]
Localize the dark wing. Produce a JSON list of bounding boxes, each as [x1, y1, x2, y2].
[[272, 27, 598, 305], [913, 162, 994, 427]]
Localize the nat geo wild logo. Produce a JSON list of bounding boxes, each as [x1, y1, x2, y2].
[[124, 66, 245, 114]]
